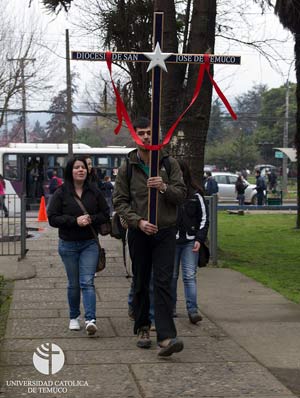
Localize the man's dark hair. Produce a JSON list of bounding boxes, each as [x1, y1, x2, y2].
[[206, 171, 212, 177], [255, 169, 261, 175], [133, 117, 150, 130]]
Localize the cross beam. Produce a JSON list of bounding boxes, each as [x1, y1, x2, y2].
[[72, 51, 241, 65], [72, 12, 240, 225]]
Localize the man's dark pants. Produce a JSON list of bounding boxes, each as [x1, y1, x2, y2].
[[128, 227, 177, 342], [257, 190, 264, 205]]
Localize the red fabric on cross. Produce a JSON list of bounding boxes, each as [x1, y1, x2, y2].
[[105, 51, 237, 150]]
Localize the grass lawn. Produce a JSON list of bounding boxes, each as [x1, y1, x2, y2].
[[218, 212, 300, 303]]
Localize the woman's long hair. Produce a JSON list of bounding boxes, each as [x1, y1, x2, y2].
[[64, 156, 88, 192], [177, 159, 205, 198]]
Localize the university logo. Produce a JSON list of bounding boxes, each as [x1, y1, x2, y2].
[[33, 343, 65, 375]]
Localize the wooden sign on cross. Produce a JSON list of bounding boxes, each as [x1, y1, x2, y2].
[[72, 12, 240, 225]]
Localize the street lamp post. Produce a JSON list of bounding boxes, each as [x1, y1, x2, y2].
[[282, 78, 289, 194], [282, 61, 294, 195]]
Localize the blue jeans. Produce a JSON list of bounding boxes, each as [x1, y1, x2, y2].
[[58, 239, 98, 321], [172, 240, 199, 314], [128, 272, 155, 325]]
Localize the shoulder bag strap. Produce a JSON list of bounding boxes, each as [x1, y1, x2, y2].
[[73, 196, 99, 243]]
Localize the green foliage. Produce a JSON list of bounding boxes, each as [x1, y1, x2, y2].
[[205, 133, 259, 171], [253, 84, 296, 149], [75, 127, 102, 147], [218, 213, 300, 303], [207, 100, 225, 143], [79, 115, 133, 148], [45, 74, 78, 143], [206, 83, 297, 170]]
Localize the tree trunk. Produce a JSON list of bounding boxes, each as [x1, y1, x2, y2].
[[154, 0, 185, 134], [177, 0, 217, 183], [154, 0, 217, 184], [294, 31, 300, 228]]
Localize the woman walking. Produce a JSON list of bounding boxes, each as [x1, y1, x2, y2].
[[172, 160, 209, 324], [235, 174, 246, 206], [48, 157, 110, 335], [0, 174, 9, 218]]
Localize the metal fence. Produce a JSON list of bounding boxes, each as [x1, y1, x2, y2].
[[0, 194, 26, 258], [205, 194, 218, 265]]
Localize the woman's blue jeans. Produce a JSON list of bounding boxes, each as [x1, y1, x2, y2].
[[172, 240, 199, 315], [58, 239, 98, 321]]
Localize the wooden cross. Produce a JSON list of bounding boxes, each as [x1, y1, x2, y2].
[[72, 12, 240, 225]]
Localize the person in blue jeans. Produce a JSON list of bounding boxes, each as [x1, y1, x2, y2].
[[48, 157, 110, 336], [172, 160, 209, 324]]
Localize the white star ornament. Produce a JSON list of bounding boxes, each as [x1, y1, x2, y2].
[[143, 43, 172, 73]]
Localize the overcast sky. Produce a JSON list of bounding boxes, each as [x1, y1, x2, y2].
[[6, 0, 297, 113]]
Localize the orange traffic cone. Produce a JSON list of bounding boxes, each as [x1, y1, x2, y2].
[[37, 196, 48, 222]]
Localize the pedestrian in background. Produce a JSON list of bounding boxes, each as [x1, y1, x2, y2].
[[268, 169, 278, 192], [235, 174, 247, 206], [113, 116, 186, 357], [48, 157, 110, 336], [172, 160, 209, 324], [204, 171, 219, 196], [101, 176, 114, 216], [85, 156, 99, 186], [0, 174, 9, 218], [47, 170, 63, 209], [254, 169, 266, 205]]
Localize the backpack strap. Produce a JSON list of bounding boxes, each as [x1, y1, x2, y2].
[[126, 156, 171, 183]]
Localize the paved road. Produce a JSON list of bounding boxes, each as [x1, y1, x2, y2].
[[0, 221, 299, 397]]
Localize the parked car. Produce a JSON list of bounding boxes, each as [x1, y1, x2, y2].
[[254, 164, 277, 174], [211, 172, 258, 204]]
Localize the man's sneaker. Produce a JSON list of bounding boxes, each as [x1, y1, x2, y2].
[[188, 312, 203, 324], [158, 338, 184, 357], [137, 326, 151, 349], [85, 320, 97, 336], [69, 317, 81, 331]]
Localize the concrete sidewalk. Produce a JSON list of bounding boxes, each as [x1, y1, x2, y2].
[[0, 222, 299, 397]]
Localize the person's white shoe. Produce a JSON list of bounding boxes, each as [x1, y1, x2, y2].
[[85, 320, 97, 336], [69, 317, 81, 331]]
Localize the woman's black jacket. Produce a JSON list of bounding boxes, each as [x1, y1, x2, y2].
[[47, 183, 110, 241]]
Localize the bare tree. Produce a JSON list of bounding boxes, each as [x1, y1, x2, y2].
[[0, 2, 55, 135]]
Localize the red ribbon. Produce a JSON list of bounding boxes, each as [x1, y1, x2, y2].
[[106, 51, 237, 151]]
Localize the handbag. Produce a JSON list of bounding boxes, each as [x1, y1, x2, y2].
[[198, 243, 210, 268], [73, 196, 106, 272]]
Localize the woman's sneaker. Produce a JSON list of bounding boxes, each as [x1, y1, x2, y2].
[[85, 320, 97, 336], [188, 312, 203, 324], [69, 317, 81, 331]]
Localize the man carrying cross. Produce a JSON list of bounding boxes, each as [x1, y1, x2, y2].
[[72, 11, 238, 355], [113, 116, 186, 357]]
